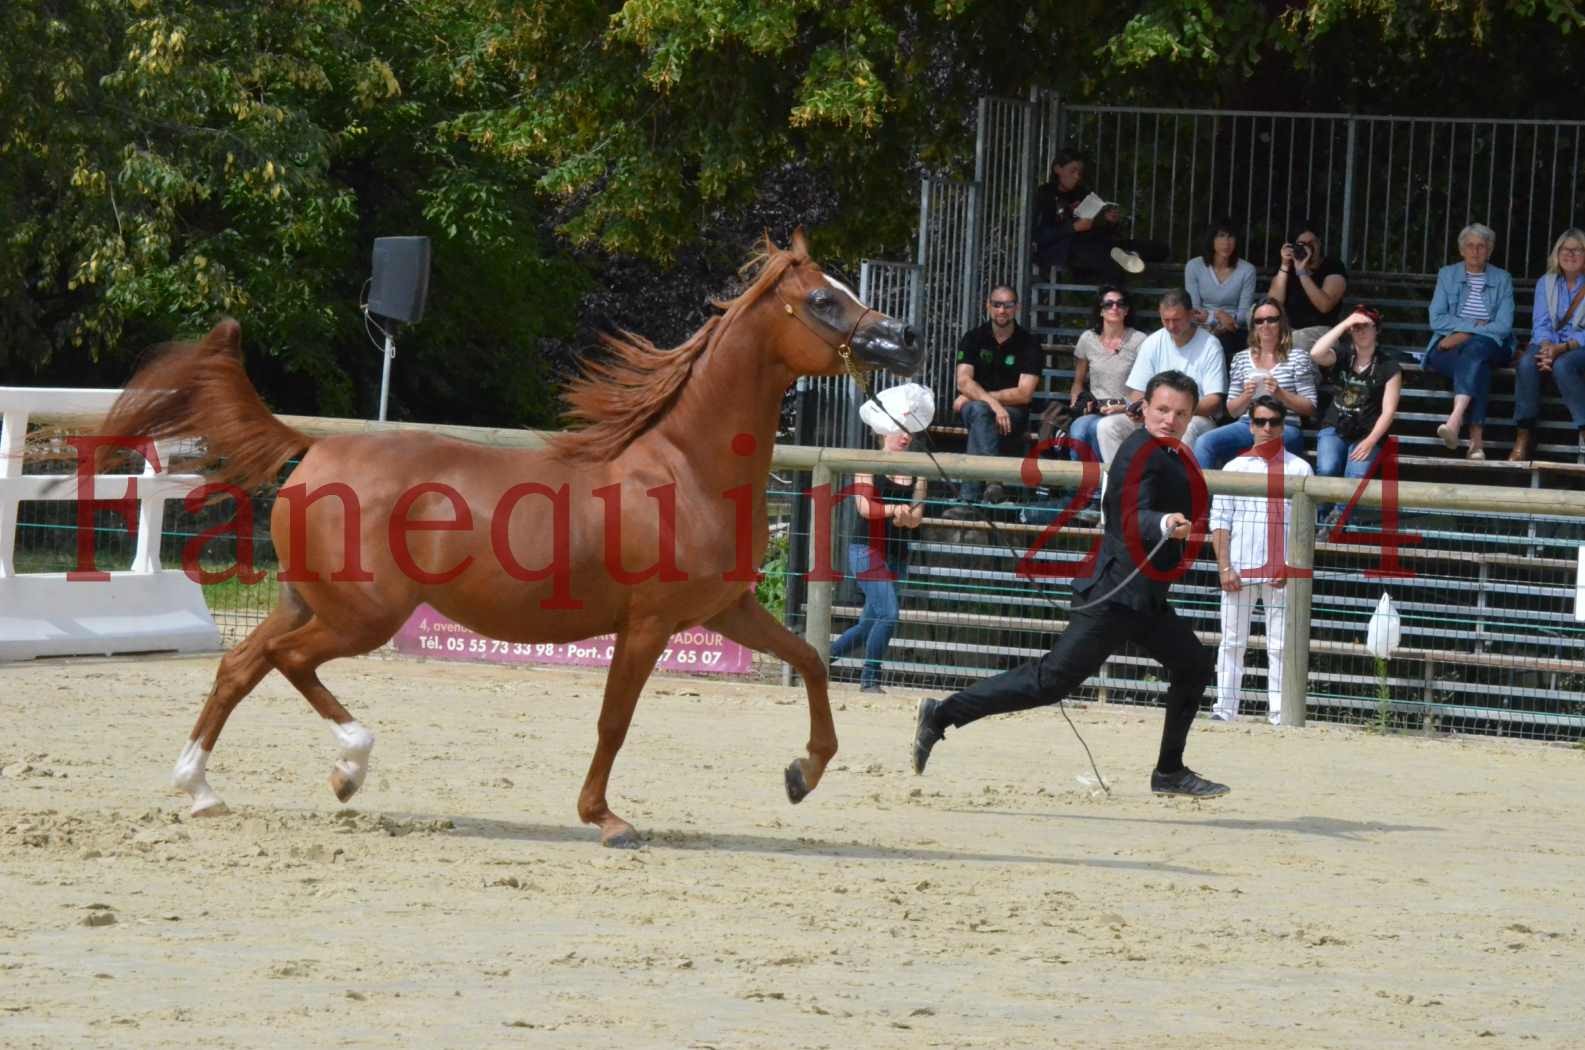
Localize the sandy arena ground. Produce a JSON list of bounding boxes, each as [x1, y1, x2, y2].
[[2, 653, 1583, 1049]]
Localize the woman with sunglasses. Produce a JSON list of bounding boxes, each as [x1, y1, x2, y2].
[[1511, 228, 1585, 461], [1309, 307, 1402, 513], [1192, 299, 1315, 469], [1185, 218, 1256, 358], [1066, 286, 1146, 461]]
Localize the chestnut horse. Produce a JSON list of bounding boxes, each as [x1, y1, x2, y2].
[[100, 231, 919, 847]]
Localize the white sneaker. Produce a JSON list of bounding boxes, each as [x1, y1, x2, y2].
[[1111, 247, 1145, 274]]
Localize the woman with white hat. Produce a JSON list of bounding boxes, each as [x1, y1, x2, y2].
[[831, 384, 933, 693]]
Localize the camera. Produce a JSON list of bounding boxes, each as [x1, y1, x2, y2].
[[1291, 242, 1310, 263]]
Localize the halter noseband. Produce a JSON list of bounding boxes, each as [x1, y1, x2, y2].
[[776, 289, 876, 391]]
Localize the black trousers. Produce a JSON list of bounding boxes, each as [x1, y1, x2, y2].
[[937, 600, 1214, 773]]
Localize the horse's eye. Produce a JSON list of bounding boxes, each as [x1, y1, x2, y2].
[[809, 289, 835, 309]]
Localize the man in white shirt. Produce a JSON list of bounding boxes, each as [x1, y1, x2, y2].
[[1097, 289, 1226, 462], [1209, 396, 1313, 724]]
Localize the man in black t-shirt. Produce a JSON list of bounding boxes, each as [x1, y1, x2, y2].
[[951, 286, 1042, 510]]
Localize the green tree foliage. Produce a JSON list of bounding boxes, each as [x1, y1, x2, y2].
[[4, 0, 1581, 422], [1, 0, 584, 424]]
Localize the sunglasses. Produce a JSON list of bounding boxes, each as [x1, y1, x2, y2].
[[990, 300, 1017, 309], [1251, 416, 1284, 428], [1253, 315, 1282, 326], [1101, 299, 1127, 309]]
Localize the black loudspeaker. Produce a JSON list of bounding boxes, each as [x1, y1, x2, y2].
[[368, 236, 431, 324]]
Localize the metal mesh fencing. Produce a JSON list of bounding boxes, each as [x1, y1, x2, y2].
[[1307, 505, 1585, 739], [1016, 98, 1585, 279], [794, 450, 1585, 743], [916, 177, 978, 409], [974, 96, 1039, 308], [793, 260, 924, 452]]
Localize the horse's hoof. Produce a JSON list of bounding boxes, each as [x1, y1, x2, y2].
[[190, 798, 229, 818], [601, 826, 643, 850], [784, 760, 810, 804], [329, 769, 360, 804]]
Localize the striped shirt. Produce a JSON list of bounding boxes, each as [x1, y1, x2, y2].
[[1227, 350, 1317, 420], [1209, 450, 1314, 580], [1461, 270, 1491, 322]]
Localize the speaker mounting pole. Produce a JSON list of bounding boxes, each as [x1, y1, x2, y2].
[[377, 326, 397, 422]]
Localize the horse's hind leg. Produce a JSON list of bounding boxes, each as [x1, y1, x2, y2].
[[705, 592, 836, 804], [577, 621, 672, 849], [173, 585, 313, 816], [265, 612, 403, 804]]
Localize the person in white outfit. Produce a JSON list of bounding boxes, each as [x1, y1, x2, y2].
[[1209, 395, 1312, 724]]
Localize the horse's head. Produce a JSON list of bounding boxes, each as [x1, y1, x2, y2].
[[768, 229, 921, 378]]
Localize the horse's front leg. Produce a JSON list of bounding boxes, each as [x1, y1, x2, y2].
[[578, 621, 672, 848], [705, 592, 836, 804]]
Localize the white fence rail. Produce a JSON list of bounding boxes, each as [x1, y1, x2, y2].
[[0, 387, 220, 660]]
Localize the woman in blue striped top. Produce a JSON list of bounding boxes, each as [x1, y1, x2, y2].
[[1424, 223, 1516, 460]]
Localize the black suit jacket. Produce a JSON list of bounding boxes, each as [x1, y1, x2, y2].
[[1073, 426, 1195, 612]]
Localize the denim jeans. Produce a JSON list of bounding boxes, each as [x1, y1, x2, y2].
[[1066, 412, 1103, 462], [1193, 420, 1305, 470], [1422, 334, 1508, 423], [830, 542, 908, 688], [959, 400, 1029, 501], [1314, 425, 1380, 518], [1514, 345, 1585, 429]]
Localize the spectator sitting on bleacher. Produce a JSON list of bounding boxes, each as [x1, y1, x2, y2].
[[1309, 306, 1402, 529], [1185, 218, 1256, 358], [1096, 289, 1226, 463], [1267, 220, 1348, 351], [1065, 286, 1146, 462], [949, 286, 1041, 513], [1031, 150, 1168, 282], [1512, 227, 1585, 461], [1194, 298, 1315, 469], [1424, 223, 1515, 460]]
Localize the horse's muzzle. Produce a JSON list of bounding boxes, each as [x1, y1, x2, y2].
[[852, 317, 922, 376]]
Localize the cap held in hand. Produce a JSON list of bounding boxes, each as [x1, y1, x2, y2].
[[860, 382, 936, 436]]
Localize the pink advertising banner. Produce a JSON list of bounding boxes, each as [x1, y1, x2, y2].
[[392, 605, 755, 674]]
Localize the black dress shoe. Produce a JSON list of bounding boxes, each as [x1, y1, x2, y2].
[[912, 698, 945, 775], [1150, 766, 1230, 798]]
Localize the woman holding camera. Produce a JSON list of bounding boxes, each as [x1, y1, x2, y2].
[[1309, 306, 1402, 492], [1066, 286, 1146, 461], [1268, 221, 1348, 351]]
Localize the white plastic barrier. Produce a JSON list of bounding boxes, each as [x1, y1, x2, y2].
[[0, 387, 221, 660]]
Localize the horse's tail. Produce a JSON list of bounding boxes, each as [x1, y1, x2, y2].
[[99, 318, 313, 491]]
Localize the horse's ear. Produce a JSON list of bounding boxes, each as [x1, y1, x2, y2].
[[205, 318, 243, 356], [789, 226, 811, 261]]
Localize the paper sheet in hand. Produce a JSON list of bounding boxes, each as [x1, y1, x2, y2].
[[1074, 193, 1115, 221]]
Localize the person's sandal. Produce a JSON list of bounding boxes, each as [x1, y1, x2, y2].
[[1436, 422, 1458, 450], [1466, 448, 1486, 460]]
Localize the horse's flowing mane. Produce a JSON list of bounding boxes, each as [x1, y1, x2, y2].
[[548, 238, 804, 463]]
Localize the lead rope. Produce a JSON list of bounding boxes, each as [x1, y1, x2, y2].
[[834, 353, 1180, 798]]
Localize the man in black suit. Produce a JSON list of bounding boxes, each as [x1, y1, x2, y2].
[[911, 370, 1228, 797]]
